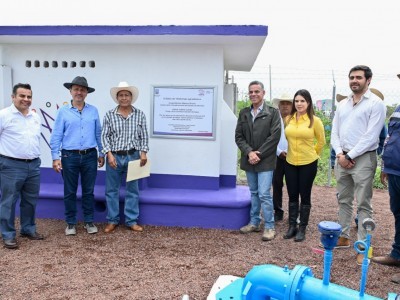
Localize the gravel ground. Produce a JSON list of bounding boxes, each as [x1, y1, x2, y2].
[[0, 186, 397, 299]]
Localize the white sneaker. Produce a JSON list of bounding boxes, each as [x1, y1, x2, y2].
[[239, 224, 261, 234], [84, 223, 98, 234], [262, 229, 276, 241], [65, 224, 76, 236]]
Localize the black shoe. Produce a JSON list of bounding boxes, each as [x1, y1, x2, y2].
[[294, 226, 306, 242], [20, 232, 45, 240], [283, 225, 297, 239], [3, 239, 18, 249]]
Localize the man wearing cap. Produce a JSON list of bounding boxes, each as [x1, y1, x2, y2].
[[371, 74, 400, 282], [0, 83, 44, 249], [272, 93, 292, 222], [50, 76, 105, 236], [101, 81, 149, 233], [331, 65, 386, 264], [235, 80, 281, 241]]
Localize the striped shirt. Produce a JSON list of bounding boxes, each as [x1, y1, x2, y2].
[[101, 106, 149, 153]]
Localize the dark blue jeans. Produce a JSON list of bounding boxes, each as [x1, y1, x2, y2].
[[61, 150, 98, 224], [0, 157, 41, 240], [389, 174, 400, 259]]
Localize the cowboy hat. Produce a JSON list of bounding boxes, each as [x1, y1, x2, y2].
[[63, 76, 95, 93], [370, 88, 384, 101], [336, 94, 347, 102], [272, 93, 293, 108], [110, 81, 139, 104]]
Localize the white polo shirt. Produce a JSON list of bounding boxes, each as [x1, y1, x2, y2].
[[0, 104, 41, 159]]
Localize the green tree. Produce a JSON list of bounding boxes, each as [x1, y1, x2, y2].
[[386, 103, 397, 119]]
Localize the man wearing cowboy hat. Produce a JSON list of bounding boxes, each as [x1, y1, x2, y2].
[[331, 65, 386, 264], [101, 81, 149, 233], [50, 76, 105, 236], [371, 74, 400, 282], [272, 93, 292, 222]]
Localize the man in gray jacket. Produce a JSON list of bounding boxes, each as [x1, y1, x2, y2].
[[235, 80, 281, 241]]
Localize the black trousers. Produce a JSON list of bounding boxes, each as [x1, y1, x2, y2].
[[285, 160, 318, 206], [272, 156, 285, 216]]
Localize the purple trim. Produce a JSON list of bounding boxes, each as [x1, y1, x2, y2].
[[0, 25, 267, 37], [148, 173, 219, 190], [29, 168, 250, 229], [41, 168, 236, 190]]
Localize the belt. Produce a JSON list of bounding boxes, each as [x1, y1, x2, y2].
[[343, 150, 375, 155], [112, 149, 136, 155], [66, 148, 96, 155], [0, 154, 38, 163]]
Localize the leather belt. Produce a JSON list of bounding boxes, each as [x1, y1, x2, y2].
[[0, 154, 38, 163], [343, 150, 375, 155], [112, 149, 136, 155], [65, 148, 96, 155]]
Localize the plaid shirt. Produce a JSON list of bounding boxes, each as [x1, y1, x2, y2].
[[101, 106, 149, 154]]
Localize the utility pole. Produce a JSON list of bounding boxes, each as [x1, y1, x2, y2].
[[269, 64, 272, 102], [327, 70, 336, 187]]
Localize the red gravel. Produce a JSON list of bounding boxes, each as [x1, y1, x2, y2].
[[0, 186, 397, 299]]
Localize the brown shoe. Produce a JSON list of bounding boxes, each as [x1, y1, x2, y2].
[[356, 254, 366, 265], [104, 223, 118, 233], [391, 273, 400, 284], [371, 255, 400, 267], [334, 237, 350, 249], [130, 224, 143, 232]]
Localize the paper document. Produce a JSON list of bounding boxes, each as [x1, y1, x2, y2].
[[127, 159, 151, 182]]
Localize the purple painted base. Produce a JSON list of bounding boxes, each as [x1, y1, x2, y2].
[[18, 168, 251, 230]]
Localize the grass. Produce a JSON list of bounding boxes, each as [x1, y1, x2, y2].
[[236, 145, 386, 190]]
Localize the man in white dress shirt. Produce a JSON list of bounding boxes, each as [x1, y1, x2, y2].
[[331, 65, 386, 264], [0, 83, 44, 249]]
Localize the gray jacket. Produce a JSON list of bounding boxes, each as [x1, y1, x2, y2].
[[235, 102, 281, 172]]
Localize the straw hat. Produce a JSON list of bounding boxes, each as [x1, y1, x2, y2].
[[370, 88, 384, 101], [272, 93, 293, 107], [336, 94, 347, 102], [110, 81, 139, 104]]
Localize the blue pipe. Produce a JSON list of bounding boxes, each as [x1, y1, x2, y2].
[[318, 221, 341, 286], [240, 264, 390, 300], [215, 221, 399, 300]]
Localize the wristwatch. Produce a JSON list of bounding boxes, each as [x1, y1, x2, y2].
[[345, 154, 352, 161]]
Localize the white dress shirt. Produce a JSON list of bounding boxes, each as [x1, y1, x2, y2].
[[331, 89, 386, 159], [276, 115, 288, 156], [0, 104, 41, 159]]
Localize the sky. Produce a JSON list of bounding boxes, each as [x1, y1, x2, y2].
[[2, 0, 400, 104]]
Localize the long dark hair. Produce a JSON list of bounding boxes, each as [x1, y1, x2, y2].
[[288, 89, 315, 128]]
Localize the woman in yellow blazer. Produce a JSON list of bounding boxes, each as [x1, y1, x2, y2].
[[283, 89, 326, 242]]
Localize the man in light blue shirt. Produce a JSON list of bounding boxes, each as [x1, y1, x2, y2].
[[50, 76, 104, 236]]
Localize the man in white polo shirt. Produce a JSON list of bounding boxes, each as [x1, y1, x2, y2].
[[0, 83, 44, 249]]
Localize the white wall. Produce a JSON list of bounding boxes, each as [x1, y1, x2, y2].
[[1, 43, 237, 177]]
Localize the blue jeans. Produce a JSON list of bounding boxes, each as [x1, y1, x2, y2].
[[0, 157, 41, 240], [389, 174, 400, 259], [105, 151, 140, 226], [245, 170, 274, 229], [61, 150, 98, 224]]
